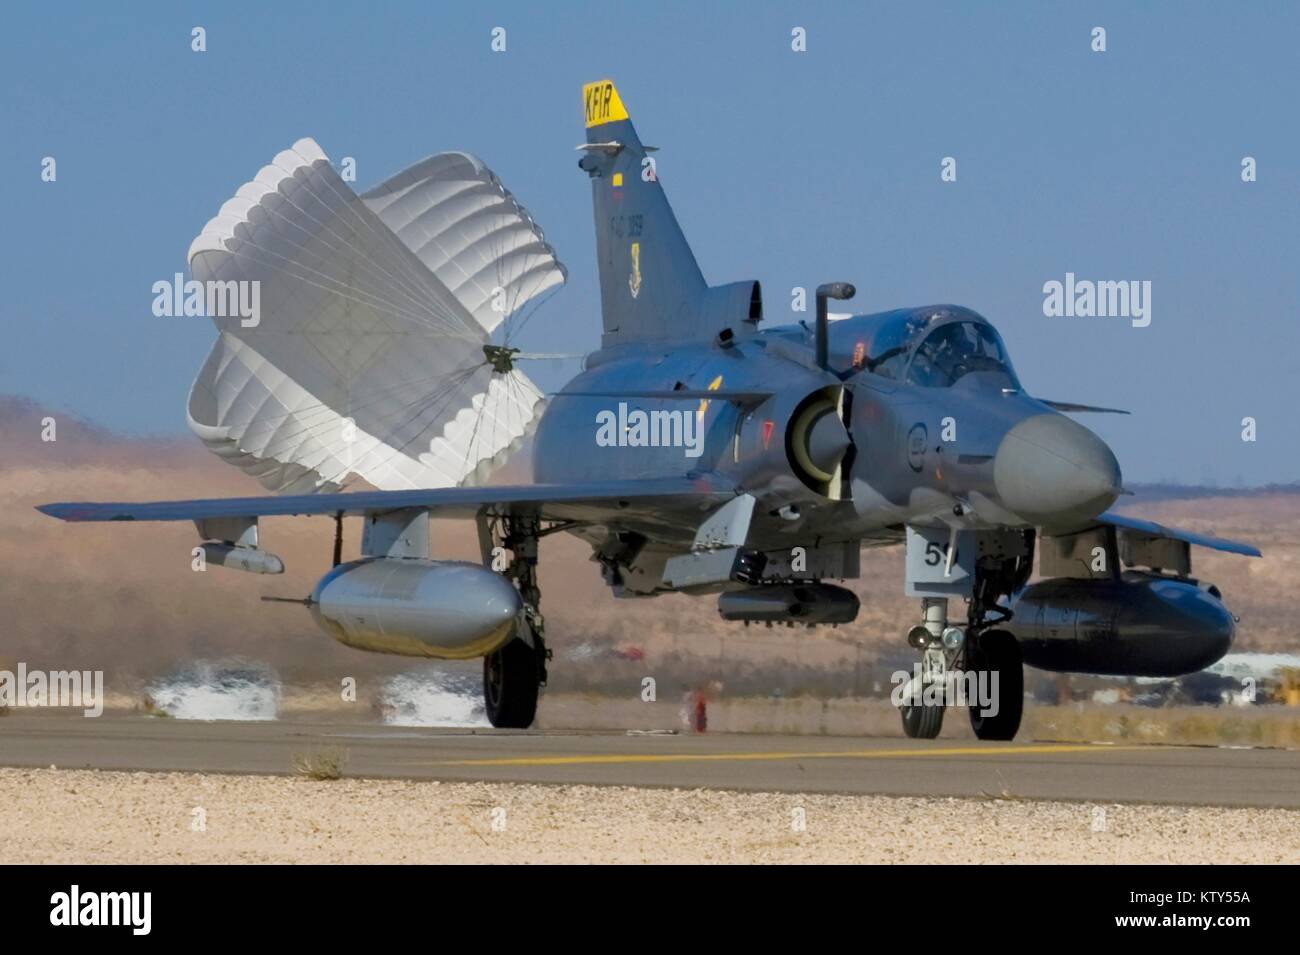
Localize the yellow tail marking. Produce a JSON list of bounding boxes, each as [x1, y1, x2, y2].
[[583, 79, 629, 128]]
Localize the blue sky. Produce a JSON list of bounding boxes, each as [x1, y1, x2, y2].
[[3, 1, 1297, 484]]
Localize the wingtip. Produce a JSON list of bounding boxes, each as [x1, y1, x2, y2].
[[35, 502, 112, 522]]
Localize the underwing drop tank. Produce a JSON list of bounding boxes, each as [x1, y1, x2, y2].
[[310, 559, 521, 660], [1007, 571, 1234, 677]]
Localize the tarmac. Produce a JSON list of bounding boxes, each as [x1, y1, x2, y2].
[[1, 713, 1297, 807]]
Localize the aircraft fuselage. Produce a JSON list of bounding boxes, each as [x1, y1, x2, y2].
[[534, 305, 1123, 554]]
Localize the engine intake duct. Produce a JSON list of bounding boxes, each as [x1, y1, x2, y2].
[[718, 582, 860, 625], [786, 387, 851, 498]]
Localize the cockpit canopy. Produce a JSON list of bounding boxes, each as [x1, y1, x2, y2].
[[826, 306, 1019, 390]]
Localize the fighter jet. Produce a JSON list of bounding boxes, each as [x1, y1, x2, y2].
[[39, 80, 1260, 739]]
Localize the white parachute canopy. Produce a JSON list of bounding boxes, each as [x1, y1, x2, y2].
[[185, 138, 566, 493]]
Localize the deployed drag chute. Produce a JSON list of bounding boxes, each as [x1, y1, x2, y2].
[[186, 138, 567, 493]]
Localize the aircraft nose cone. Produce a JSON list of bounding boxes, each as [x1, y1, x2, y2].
[[993, 414, 1121, 527]]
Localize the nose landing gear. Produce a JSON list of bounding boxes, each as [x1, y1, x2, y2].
[[898, 528, 1033, 741], [965, 629, 1023, 741], [899, 598, 950, 739]]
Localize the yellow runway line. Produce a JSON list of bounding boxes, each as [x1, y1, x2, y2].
[[416, 743, 1142, 769]]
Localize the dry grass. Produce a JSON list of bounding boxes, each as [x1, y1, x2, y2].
[[291, 747, 348, 781], [1029, 703, 1300, 748], [135, 694, 172, 718]]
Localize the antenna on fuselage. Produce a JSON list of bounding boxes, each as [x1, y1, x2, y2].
[[815, 282, 856, 370]]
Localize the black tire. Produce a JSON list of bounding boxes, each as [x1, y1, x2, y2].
[[967, 629, 1024, 741], [483, 638, 539, 729], [901, 695, 945, 739]]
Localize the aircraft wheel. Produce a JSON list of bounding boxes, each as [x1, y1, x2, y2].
[[901, 696, 944, 739], [484, 637, 540, 729], [967, 629, 1023, 740]]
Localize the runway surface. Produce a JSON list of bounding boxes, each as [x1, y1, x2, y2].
[[1, 714, 1297, 807]]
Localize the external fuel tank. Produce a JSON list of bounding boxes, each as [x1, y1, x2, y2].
[[310, 559, 521, 660], [1007, 571, 1234, 677]]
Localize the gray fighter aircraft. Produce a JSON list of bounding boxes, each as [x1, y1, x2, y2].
[[39, 80, 1260, 739]]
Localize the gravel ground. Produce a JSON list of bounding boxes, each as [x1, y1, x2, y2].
[[4, 767, 1299, 863]]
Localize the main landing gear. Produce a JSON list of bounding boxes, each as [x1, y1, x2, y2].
[[481, 516, 550, 729], [484, 636, 541, 729], [899, 532, 1032, 741]]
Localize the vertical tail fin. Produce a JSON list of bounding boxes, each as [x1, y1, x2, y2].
[[579, 80, 714, 347]]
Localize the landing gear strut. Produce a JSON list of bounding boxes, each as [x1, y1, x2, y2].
[[481, 516, 549, 729], [899, 598, 948, 739]]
